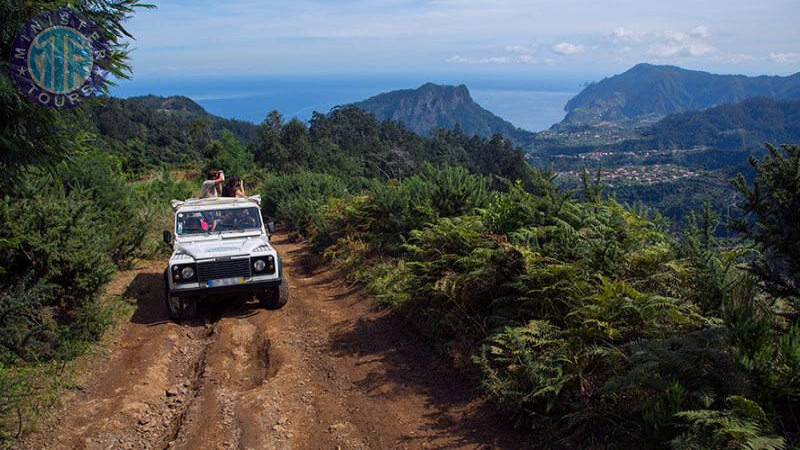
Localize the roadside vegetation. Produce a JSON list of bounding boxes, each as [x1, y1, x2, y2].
[[262, 142, 800, 449], [0, 0, 160, 443]]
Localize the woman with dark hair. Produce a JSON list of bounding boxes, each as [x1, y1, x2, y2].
[[222, 176, 245, 197]]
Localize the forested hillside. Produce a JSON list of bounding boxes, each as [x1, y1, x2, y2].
[[531, 93, 800, 231], [641, 97, 800, 150], [558, 63, 800, 128], [249, 106, 537, 185], [85, 95, 257, 170]]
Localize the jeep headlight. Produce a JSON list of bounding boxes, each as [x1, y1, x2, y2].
[[181, 266, 195, 280], [172, 263, 197, 283], [251, 255, 275, 274], [253, 259, 266, 272]]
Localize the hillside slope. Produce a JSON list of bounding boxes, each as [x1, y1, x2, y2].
[[352, 83, 535, 145], [558, 64, 800, 128], [86, 95, 258, 167], [641, 97, 800, 150]]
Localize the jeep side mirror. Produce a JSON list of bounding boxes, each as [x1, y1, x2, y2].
[[163, 230, 173, 245], [266, 221, 277, 234]]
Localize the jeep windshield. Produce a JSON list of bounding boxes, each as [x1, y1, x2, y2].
[[176, 207, 262, 235]]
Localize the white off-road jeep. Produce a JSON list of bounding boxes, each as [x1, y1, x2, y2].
[[162, 195, 288, 320]]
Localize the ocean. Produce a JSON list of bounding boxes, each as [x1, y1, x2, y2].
[[111, 74, 582, 132]]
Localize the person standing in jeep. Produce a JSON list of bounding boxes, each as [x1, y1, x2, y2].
[[199, 169, 225, 198], [222, 175, 246, 197]]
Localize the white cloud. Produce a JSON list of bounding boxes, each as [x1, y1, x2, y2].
[[726, 53, 754, 64], [663, 30, 690, 42], [505, 44, 536, 55], [770, 52, 800, 64], [445, 54, 537, 64], [515, 54, 536, 63], [647, 27, 716, 58], [446, 42, 537, 64], [690, 26, 711, 38], [609, 27, 646, 44], [648, 41, 716, 57], [552, 42, 585, 55]]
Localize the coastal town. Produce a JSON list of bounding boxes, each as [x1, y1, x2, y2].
[[558, 163, 702, 186]]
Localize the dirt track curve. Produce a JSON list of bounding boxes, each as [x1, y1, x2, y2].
[[20, 235, 528, 450]]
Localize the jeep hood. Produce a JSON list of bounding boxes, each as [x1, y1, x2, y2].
[[175, 236, 271, 260]]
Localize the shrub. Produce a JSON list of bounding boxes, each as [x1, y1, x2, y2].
[[291, 170, 769, 446], [732, 144, 800, 303], [671, 396, 786, 450], [0, 152, 167, 442], [477, 321, 576, 414], [259, 172, 349, 235], [202, 131, 254, 178], [272, 150, 800, 447], [0, 187, 116, 322], [311, 166, 491, 257]]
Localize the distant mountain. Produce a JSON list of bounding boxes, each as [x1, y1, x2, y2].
[[641, 97, 800, 150], [124, 95, 209, 115], [557, 64, 800, 128], [86, 95, 257, 167], [352, 83, 535, 145]]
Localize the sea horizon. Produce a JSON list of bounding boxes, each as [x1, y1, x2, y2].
[[110, 73, 585, 132]]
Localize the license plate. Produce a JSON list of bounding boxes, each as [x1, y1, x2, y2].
[[207, 277, 245, 287]]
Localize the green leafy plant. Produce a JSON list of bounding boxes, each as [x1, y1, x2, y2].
[[671, 396, 785, 450]]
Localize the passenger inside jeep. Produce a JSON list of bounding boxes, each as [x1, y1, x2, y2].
[[179, 215, 205, 234], [216, 208, 259, 231], [177, 208, 261, 235]]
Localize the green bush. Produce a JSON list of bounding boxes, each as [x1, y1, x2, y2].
[[133, 171, 195, 257], [202, 131, 254, 178], [0, 150, 157, 364], [671, 396, 785, 450], [135, 170, 195, 203], [286, 164, 796, 447], [312, 166, 490, 258], [0, 151, 163, 441], [57, 151, 154, 265], [0, 187, 116, 323], [259, 172, 350, 235]]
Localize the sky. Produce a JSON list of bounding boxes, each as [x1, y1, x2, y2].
[[121, 0, 800, 81]]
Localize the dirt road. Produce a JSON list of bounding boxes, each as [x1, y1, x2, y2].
[[20, 235, 527, 450]]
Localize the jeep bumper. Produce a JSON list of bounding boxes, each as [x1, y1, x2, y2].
[[169, 278, 282, 298]]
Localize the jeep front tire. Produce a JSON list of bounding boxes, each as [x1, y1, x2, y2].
[[164, 271, 197, 320], [260, 279, 289, 310], [166, 294, 197, 321]]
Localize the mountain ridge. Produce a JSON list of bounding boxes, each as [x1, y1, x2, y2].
[[351, 83, 536, 145], [557, 63, 800, 128], [640, 96, 800, 150]]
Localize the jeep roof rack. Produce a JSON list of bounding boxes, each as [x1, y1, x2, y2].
[[171, 195, 261, 211]]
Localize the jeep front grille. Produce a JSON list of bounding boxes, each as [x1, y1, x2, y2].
[[196, 259, 251, 282]]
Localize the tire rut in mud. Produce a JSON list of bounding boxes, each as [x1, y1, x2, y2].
[[166, 308, 282, 450], [159, 323, 215, 450]]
